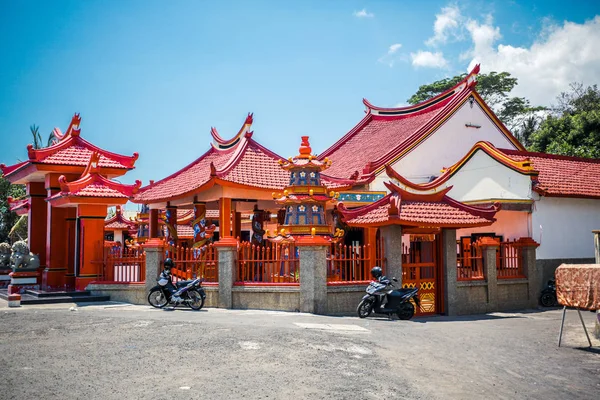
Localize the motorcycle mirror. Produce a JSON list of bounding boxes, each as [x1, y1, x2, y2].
[[393, 277, 398, 282]]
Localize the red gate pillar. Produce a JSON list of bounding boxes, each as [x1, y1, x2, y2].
[[219, 197, 232, 239], [149, 208, 159, 238], [43, 173, 77, 290], [75, 204, 107, 291], [26, 182, 47, 272], [65, 208, 77, 289]]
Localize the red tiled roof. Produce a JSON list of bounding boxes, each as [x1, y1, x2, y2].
[[50, 152, 141, 202], [105, 206, 137, 230], [501, 149, 600, 198], [7, 196, 29, 216], [1, 114, 138, 179], [176, 224, 194, 238], [339, 181, 497, 228], [105, 220, 135, 230], [133, 123, 355, 203], [318, 65, 524, 180]]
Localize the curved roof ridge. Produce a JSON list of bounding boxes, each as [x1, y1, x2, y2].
[[211, 113, 254, 150], [363, 64, 480, 114], [337, 193, 392, 219], [501, 148, 600, 164], [58, 153, 142, 197], [383, 142, 537, 191]]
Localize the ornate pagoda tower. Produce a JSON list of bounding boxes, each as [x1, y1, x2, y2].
[[269, 136, 342, 243]]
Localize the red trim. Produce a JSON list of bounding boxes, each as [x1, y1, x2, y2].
[[0, 161, 28, 176], [326, 281, 371, 286], [211, 113, 254, 146], [363, 64, 480, 113], [233, 282, 300, 287], [501, 148, 600, 164]]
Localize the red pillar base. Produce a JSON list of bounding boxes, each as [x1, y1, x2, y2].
[[64, 274, 76, 290], [7, 270, 41, 294], [75, 276, 98, 291], [42, 267, 68, 291], [0, 268, 11, 289]]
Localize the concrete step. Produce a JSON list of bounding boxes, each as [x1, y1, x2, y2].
[[0, 289, 110, 305]]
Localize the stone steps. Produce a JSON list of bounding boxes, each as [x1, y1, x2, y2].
[[0, 289, 110, 305]]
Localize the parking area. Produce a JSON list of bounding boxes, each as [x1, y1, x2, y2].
[[1, 302, 598, 400]]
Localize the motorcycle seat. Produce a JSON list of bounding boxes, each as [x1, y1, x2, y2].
[[176, 280, 194, 288], [396, 288, 417, 297]]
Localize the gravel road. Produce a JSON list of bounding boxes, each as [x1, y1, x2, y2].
[[1, 302, 598, 400]]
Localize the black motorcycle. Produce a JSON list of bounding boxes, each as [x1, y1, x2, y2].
[[148, 276, 206, 310], [357, 278, 420, 320], [540, 279, 557, 307]]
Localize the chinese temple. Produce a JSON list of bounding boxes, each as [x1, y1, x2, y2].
[[0, 115, 139, 292], [2, 64, 600, 315]]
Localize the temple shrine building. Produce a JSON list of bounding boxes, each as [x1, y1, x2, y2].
[[2, 65, 600, 315]]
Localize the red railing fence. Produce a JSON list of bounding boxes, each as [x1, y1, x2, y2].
[[100, 244, 146, 282], [236, 242, 299, 285], [498, 239, 525, 279], [327, 237, 385, 284], [457, 240, 484, 281], [166, 244, 218, 283]]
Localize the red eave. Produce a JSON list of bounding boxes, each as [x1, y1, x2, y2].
[[500, 149, 600, 199], [339, 179, 498, 228], [7, 196, 29, 216]]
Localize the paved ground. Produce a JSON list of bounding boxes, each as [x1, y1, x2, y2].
[[1, 301, 598, 400]]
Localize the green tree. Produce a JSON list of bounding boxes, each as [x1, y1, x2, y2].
[[407, 71, 545, 135], [528, 84, 600, 158], [0, 175, 26, 243]]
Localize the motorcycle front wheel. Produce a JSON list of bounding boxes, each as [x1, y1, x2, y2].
[[357, 299, 373, 318], [540, 293, 556, 307], [187, 290, 205, 311], [397, 302, 415, 320], [148, 288, 168, 308]]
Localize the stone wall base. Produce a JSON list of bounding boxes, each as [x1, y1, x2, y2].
[[455, 279, 532, 315], [232, 286, 300, 312], [88, 283, 147, 304], [327, 285, 365, 315]]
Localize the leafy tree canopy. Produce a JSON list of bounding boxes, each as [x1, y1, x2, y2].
[[407, 71, 545, 137], [529, 84, 600, 158], [0, 175, 26, 243]]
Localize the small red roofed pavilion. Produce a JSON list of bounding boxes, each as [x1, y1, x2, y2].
[[104, 206, 138, 245], [47, 152, 141, 290], [0, 114, 138, 290]]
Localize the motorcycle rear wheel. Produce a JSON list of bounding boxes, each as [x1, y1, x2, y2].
[[397, 302, 415, 320], [540, 293, 556, 307], [187, 290, 205, 311], [357, 299, 373, 318], [148, 289, 168, 308]]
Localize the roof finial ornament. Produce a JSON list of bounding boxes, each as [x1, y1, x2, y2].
[[298, 136, 312, 159]]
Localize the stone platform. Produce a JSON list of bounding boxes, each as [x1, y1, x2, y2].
[[0, 289, 110, 305]]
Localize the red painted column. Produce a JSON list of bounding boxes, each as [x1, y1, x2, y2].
[[149, 208, 159, 239], [43, 173, 76, 290], [26, 182, 47, 270], [74, 204, 107, 291], [219, 197, 232, 239], [65, 208, 77, 289]]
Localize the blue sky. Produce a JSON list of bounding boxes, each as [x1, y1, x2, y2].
[[1, 0, 599, 196]]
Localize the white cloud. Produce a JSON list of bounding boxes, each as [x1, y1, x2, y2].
[[426, 5, 462, 46], [466, 16, 600, 106], [378, 43, 403, 67], [388, 43, 402, 54], [411, 51, 448, 68], [354, 9, 374, 18]]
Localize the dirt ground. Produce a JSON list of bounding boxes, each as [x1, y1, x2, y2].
[[1, 302, 598, 400]]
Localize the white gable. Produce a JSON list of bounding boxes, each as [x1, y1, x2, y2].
[[381, 99, 520, 185], [372, 148, 533, 203]]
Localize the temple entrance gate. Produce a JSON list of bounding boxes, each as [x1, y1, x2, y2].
[[401, 234, 442, 316]]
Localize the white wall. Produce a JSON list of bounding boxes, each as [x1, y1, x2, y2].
[[373, 149, 533, 205], [457, 210, 531, 241], [376, 101, 518, 187], [532, 196, 600, 259]]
